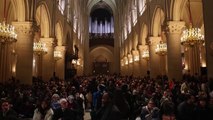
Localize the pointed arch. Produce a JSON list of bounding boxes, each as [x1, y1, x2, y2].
[[140, 23, 148, 45], [87, 0, 116, 15], [173, 0, 186, 21], [152, 7, 165, 37], [90, 46, 114, 62], [13, 0, 26, 21], [55, 21, 63, 46], [36, 3, 51, 37], [133, 33, 138, 50]]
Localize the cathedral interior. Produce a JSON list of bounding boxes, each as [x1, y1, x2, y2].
[[1, 0, 213, 120], [0, 0, 212, 83]]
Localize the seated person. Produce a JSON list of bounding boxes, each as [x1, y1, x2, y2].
[[0, 98, 18, 120], [33, 98, 54, 120], [140, 98, 160, 120], [53, 98, 77, 120]]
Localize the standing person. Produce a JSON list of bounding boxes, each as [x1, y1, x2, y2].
[[95, 92, 122, 120], [33, 98, 54, 120], [0, 99, 18, 120], [177, 93, 196, 120]]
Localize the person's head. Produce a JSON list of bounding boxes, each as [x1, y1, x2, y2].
[[199, 98, 207, 107], [41, 99, 51, 109], [98, 84, 105, 92], [59, 98, 68, 109], [147, 98, 156, 110], [67, 95, 75, 103], [185, 93, 195, 104], [1, 99, 11, 112], [101, 92, 112, 106], [52, 94, 60, 102]]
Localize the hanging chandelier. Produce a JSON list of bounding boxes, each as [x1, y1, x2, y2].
[[155, 41, 167, 56], [33, 41, 48, 55], [142, 50, 149, 60], [54, 50, 62, 61], [181, 24, 204, 46], [181, 0, 204, 46], [0, 0, 17, 44]]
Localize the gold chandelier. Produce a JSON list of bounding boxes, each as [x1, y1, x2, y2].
[[0, 0, 17, 44], [155, 41, 167, 56], [142, 50, 149, 60], [181, 24, 204, 46], [181, 0, 204, 46], [0, 20, 17, 43], [33, 41, 48, 55], [54, 50, 62, 61]]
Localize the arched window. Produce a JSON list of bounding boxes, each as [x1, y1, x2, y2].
[[132, 0, 138, 26], [67, 0, 71, 22], [127, 15, 132, 33], [124, 25, 127, 40], [139, 0, 146, 16], [73, 10, 78, 32], [78, 24, 81, 39], [57, 0, 65, 14]]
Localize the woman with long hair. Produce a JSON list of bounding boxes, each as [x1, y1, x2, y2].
[[33, 98, 54, 120]]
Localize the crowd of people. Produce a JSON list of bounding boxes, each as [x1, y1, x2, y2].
[[0, 73, 213, 120]]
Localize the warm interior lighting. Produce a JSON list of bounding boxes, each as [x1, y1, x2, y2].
[[181, 24, 204, 46], [134, 55, 139, 62], [54, 50, 62, 61], [125, 59, 128, 65], [72, 59, 76, 64], [0, 0, 17, 44], [155, 41, 167, 56], [142, 50, 149, 60], [0, 20, 17, 43], [77, 60, 80, 65], [201, 62, 206, 67], [181, 0, 204, 46], [33, 41, 48, 55], [121, 59, 124, 66], [129, 58, 133, 63]]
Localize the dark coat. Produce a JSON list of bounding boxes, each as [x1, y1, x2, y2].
[[95, 103, 122, 120], [52, 108, 77, 120], [0, 109, 19, 120]]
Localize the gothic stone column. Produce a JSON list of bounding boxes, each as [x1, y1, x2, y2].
[[149, 37, 161, 78], [40, 38, 54, 81], [13, 22, 33, 84], [132, 50, 140, 76], [202, 0, 213, 79], [127, 53, 133, 75], [138, 45, 149, 76], [167, 21, 185, 81], [55, 46, 66, 79]]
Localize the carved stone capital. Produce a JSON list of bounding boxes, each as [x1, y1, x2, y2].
[[131, 50, 139, 56], [12, 22, 33, 35], [138, 45, 149, 52], [149, 37, 161, 45], [40, 38, 54, 47], [127, 53, 133, 59], [55, 46, 66, 52], [167, 21, 185, 34]]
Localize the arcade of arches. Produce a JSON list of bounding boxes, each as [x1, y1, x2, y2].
[[0, 0, 213, 84]]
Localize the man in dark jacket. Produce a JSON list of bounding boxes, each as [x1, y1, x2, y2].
[[53, 98, 77, 120], [177, 93, 196, 120], [0, 99, 19, 120], [95, 92, 122, 120]]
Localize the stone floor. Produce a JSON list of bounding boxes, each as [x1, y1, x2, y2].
[[84, 111, 91, 120]]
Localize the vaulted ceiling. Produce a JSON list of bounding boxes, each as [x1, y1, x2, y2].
[[87, 0, 117, 14]]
